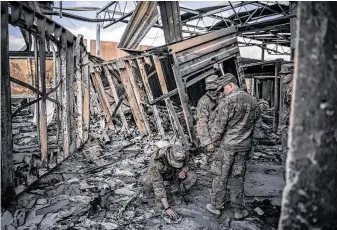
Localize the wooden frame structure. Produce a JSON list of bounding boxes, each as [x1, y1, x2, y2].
[[91, 26, 244, 144], [1, 1, 91, 200]]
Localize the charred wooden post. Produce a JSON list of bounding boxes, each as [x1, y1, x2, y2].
[[103, 65, 129, 131], [125, 60, 151, 134], [279, 2, 337, 229], [171, 63, 196, 143], [273, 59, 282, 132], [60, 30, 70, 157], [91, 69, 115, 131], [66, 33, 76, 153], [36, 16, 48, 167], [34, 37, 41, 146], [116, 60, 147, 135], [75, 35, 83, 148], [136, 57, 165, 135], [82, 49, 90, 142], [1, 1, 15, 206]]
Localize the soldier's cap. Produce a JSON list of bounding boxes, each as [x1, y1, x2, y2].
[[279, 63, 294, 74], [205, 74, 219, 90], [215, 73, 238, 91], [167, 144, 186, 169]]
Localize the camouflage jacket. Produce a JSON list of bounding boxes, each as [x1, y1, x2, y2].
[[280, 85, 292, 133], [196, 92, 218, 146], [148, 146, 190, 201], [210, 89, 261, 151]]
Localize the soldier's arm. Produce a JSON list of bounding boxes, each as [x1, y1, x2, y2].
[[196, 99, 212, 146], [210, 100, 230, 143]]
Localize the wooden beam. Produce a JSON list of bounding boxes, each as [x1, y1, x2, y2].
[[152, 55, 168, 94], [91, 71, 115, 131], [82, 49, 90, 142], [75, 35, 83, 148], [172, 62, 196, 142], [37, 16, 48, 167], [1, 1, 15, 205], [103, 65, 129, 131], [67, 38, 76, 154], [116, 60, 147, 135], [60, 31, 70, 157], [136, 57, 165, 135], [125, 60, 151, 135]]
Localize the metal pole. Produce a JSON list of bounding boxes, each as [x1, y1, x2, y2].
[[279, 2, 337, 229], [273, 59, 282, 132], [96, 15, 100, 57]]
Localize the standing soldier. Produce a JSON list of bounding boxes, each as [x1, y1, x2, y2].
[[278, 63, 294, 179], [196, 75, 222, 153], [206, 73, 261, 220], [144, 143, 197, 220]]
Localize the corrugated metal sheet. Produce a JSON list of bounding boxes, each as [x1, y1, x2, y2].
[[118, 2, 158, 50], [168, 26, 239, 78]]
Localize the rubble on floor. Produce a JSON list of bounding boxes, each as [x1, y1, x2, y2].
[[3, 126, 284, 230]]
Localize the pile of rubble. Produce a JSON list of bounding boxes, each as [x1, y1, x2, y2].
[[11, 105, 62, 192], [2, 126, 285, 230]]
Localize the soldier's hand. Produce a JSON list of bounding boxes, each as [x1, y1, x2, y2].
[[166, 207, 181, 220], [178, 170, 186, 179], [207, 144, 215, 153]]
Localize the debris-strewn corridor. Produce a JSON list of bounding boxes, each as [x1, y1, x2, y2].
[[2, 1, 337, 230], [4, 131, 284, 230]]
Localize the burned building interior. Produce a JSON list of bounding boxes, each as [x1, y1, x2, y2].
[[1, 1, 336, 230]]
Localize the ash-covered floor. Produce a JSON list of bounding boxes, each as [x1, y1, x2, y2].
[[2, 131, 285, 230]]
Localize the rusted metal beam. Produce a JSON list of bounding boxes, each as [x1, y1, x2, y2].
[[103, 65, 129, 131], [136, 57, 164, 135], [1, 1, 15, 206], [116, 60, 147, 135], [36, 16, 48, 167]]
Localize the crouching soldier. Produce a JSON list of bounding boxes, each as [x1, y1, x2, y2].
[[145, 144, 197, 220]]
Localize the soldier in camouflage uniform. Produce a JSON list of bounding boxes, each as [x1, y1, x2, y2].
[[196, 74, 222, 153], [278, 63, 294, 179], [206, 73, 261, 220], [145, 144, 197, 220]]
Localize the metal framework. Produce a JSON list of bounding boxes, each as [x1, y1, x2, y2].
[[46, 1, 295, 56]]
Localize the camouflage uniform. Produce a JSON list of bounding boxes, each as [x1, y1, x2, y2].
[[196, 75, 220, 147], [278, 63, 294, 176], [209, 83, 261, 210], [146, 145, 197, 207]]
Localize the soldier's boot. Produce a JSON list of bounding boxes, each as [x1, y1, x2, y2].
[[206, 204, 221, 215], [234, 209, 249, 220]]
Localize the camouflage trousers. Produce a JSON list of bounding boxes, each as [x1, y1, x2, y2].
[[140, 170, 197, 207], [210, 149, 248, 210]]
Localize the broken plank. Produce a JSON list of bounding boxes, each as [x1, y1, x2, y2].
[[75, 35, 83, 148], [91, 71, 115, 131], [125, 60, 151, 135], [136, 57, 164, 135], [116, 60, 147, 135], [103, 65, 128, 131]]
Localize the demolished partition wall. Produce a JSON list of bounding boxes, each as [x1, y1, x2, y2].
[[91, 26, 244, 144], [1, 1, 91, 202]]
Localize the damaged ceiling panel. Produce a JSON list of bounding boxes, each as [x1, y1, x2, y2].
[[118, 2, 158, 50]]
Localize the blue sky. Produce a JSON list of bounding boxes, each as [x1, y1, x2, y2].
[[8, 1, 290, 61]]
